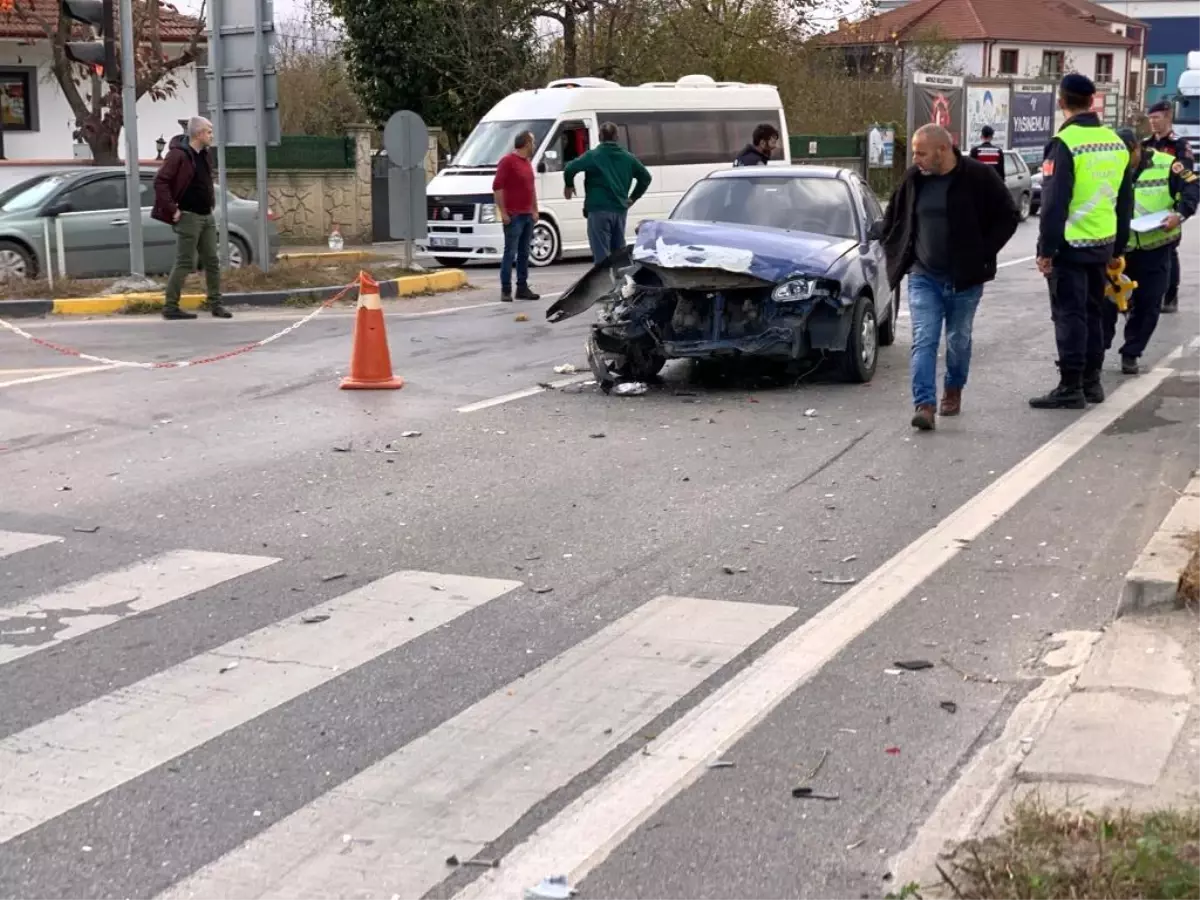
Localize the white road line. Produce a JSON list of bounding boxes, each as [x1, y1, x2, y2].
[[456, 374, 591, 413], [997, 254, 1036, 269], [0, 549, 279, 668], [452, 344, 1187, 900], [160, 595, 793, 900], [0, 365, 116, 389], [0, 569, 521, 845], [0, 530, 63, 560]]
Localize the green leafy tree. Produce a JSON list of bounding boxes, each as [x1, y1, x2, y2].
[[328, 0, 540, 145]]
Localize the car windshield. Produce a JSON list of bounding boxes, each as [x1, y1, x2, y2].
[[671, 175, 858, 240], [450, 119, 554, 168], [0, 174, 70, 213], [1173, 96, 1200, 126]]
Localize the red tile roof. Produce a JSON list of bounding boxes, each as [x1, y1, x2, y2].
[[820, 0, 1137, 48], [0, 0, 203, 43]]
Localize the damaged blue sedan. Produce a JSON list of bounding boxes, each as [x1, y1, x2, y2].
[[546, 166, 899, 385]]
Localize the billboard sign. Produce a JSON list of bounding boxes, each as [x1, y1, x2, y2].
[[908, 73, 967, 153], [966, 85, 1011, 148], [1010, 84, 1055, 153]]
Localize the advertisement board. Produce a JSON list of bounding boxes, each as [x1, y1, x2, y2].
[[907, 73, 966, 155], [965, 85, 1011, 148], [1010, 84, 1055, 161]]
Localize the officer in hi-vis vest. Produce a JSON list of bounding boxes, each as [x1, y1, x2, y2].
[[1101, 127, 1199, 374], [1031, 73, 1133, 410]]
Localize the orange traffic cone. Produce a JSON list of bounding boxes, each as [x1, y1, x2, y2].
[[339, 271, 404, 390]]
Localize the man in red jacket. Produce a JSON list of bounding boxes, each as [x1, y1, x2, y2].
[[152, 116, 231, 320]]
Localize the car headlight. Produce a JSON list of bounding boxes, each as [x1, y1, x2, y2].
[[772, 278, 816, 302], [480, 203, 498, 224]]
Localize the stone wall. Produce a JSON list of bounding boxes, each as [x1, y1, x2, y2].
[[226, 125, 374, 245]]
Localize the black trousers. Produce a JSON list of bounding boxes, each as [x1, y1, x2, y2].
[[1049, 260, 1106, 373], [1166, 244, 1180, 305], [1100, 250, 1171, 359]]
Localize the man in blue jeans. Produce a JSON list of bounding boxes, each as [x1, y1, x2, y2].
[[872, 124, 1020, 430], [492, 131, 540, 302]]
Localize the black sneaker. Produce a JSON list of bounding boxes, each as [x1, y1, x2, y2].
[[1121, 355, 1139, 375], [162, 307, 197, 320], [1029, 383, 1087, 409], [210, 305, 233, 319], [1161, 298, 1178, 314], [515, 287, 540, 301], [501, 291, 513, 303], [1082, 370, 1105, 404]]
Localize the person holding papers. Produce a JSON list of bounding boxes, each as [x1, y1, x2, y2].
[[1103, 128, 1199, 374]]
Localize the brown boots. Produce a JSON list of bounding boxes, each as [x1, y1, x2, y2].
[[912, 389, 962, 431], [939, 387, 962, 416]]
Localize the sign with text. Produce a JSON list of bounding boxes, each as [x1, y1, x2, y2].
[[907, 72, 966, 152], [966, 85, 1011, 148], [1009, 85, 1055, 153]]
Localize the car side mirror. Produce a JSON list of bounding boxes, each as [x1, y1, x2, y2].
[[42, 200, 72, 217], [866, 217, 884, 241]]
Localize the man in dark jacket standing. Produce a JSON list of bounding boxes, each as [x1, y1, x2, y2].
[[1142, 99, 1196, 314], [733, 123, 780, 167], [564, 122, 652, 263], [1101, 127, 1199, 373], [1031, 74, 1132, 409], [872, 124, 1020, 431], [152, 116, 230, 320], [969, 125, 1005, 180]]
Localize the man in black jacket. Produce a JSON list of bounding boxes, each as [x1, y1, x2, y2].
[[872, 124, 1020, 431], [733, 123, 779, 167], [969, 125, 1005, 180]]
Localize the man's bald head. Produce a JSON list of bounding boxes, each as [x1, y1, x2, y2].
[[912, 124, 956, 175]]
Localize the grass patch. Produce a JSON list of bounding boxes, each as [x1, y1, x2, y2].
[[933, 796, 1200, 900], [0, 256, 412, 301], [1178, 531, 1199, 611]]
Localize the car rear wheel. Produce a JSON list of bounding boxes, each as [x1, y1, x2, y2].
[[877, 286, 899, 347], [226, 236, 250, 269], [1018, 192, 1031, 221], [839, 294, 878, 383], [0, 240, 35, 281]]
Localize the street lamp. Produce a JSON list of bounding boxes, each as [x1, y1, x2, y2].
[[155, 135, 165, 160]]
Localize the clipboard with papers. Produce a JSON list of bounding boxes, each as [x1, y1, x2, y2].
[[1130, 210, 1172, 233]]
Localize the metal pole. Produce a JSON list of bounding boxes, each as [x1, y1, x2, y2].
[[252, 0, 270, 272], [211, 0, 230, 269], [119, 0, 144, 275], [42, 218, 53, 292], [55, 216, 67, 280]]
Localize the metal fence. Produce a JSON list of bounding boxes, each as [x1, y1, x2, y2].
[[224, 135, 356, 170]]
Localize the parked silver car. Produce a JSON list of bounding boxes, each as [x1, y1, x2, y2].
[[0, 168, 280, 281], [1002, 150, 1033, 221]]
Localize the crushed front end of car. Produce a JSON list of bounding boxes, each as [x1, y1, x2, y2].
[[546, 220, 857, 388]]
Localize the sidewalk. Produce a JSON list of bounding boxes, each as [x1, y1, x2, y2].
[[894, 476, 1200, 898]]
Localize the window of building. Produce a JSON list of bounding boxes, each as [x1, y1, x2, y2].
[[0, 68, 38, 131], [1095, 53, 1114, 82], [998, 49, 1019, 75], [1147, 63, 1167, 87], [1041, 51, 1065, 77]]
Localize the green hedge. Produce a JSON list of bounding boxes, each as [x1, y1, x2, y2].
[[223, 135, 356, 170]]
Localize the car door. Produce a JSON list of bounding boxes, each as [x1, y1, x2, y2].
[[54, 175, 131, 277], [536, 118, 593, 252], [139, 174, 177, 274], [854, 174, 891, 309]]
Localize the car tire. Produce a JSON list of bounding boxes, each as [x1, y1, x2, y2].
[[1018, 192, 1031, 221], [877, 286, 899, 347], [227, 235, 251, 269], [529, 219, 559, 267], [619, 345, 666, 381], [839, 294, 878, 384], [0, 239, 36, 281], [433, 256, 463, 268]]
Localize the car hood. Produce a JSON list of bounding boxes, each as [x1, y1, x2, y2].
[[546, 219, 857, 323]]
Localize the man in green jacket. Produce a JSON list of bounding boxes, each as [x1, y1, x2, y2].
[[564, 122, 652, 263]]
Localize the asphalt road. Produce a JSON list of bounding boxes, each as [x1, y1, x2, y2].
[[1, 219, 1198, 900]]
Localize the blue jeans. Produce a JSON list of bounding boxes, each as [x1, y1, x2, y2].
[[586, 210, 627, 264], [500, 214, 534, 293], [908, 273, 983, 407]]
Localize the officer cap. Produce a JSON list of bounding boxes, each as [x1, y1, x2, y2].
[[1060, 73, 1095, 97], [1147, 99, 1172, 115], [1116, 127, 1137, 150]]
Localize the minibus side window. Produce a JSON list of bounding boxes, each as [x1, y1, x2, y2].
[[539, 120, 590, 173]]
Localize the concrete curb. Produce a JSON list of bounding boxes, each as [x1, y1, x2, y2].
[[1117, 475, 1200, 617], [276, 250, 373, 263], [0, 270, 468, 319]]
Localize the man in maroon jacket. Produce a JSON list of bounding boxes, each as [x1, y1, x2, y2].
[[492, 131, 540, 302], [152, 116, 231, 320]]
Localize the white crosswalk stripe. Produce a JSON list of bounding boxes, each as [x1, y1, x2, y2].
[[0, 530, 62, 560], [0, 549, 280, 668], [0, 534, 792, 899]]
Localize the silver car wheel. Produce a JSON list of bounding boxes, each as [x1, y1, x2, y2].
[[0, 248, 29, 281], [860, 308, 877, 368], [530, 221, 558, 267], [227, 240, 245, 269]]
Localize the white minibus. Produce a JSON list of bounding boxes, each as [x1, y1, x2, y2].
[[415, 74, 790, 267]]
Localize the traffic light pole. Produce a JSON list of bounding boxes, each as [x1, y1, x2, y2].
[[118, 0, 144, 275]]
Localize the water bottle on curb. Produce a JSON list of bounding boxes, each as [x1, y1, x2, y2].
[[328, 226, 344, 252]]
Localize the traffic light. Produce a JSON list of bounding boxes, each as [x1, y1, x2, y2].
[[61, 0, 117, 85]]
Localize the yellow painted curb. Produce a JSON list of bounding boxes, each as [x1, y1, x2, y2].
[[393, 269, 468, 296], [277, 250, 372, 263]]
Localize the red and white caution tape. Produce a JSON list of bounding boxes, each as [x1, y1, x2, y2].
[[0, 282, 357, 370]]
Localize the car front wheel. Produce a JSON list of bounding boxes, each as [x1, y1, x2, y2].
[[1018, 192, 1031, 221], [839, 294, 878, 383], [530, 219, 559, 267]]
